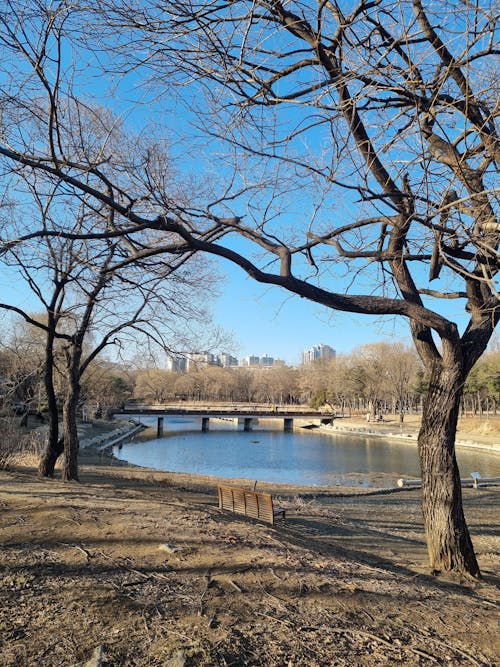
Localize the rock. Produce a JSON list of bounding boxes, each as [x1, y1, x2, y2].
[[158, 543, 182, 553]]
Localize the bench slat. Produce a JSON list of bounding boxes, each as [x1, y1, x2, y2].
[[218, 484, 284, 525]]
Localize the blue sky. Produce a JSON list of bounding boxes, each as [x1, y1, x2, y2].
[[212, 258, 411, 365]]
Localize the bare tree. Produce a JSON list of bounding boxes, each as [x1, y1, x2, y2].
[[0, 319, 46, 423], [92, 0, 498, 577], [1, 144, 220, 481], [380, 343, 421, 422], [0, 1, 226, 480], [134, 368, 179, 404], [0, 1, 498, 575], [352, 343, 421, 422], [81, 361, 134, 413]]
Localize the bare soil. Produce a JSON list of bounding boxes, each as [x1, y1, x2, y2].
[[0, 455, 498, 667]]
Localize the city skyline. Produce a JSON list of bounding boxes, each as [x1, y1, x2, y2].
[[166, 351, 285, 371], [166, 343, 338, 370]]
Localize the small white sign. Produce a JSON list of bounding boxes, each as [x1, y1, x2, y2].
[[470, 472, 481, 488]]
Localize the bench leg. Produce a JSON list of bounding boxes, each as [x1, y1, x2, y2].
[[273, 509, 286, 525]]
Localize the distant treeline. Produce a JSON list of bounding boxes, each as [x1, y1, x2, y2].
[[2, 339, 499, 422]]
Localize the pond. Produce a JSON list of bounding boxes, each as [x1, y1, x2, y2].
[[112, 416, 500, 487]]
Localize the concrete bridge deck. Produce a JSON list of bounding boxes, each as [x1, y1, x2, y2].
[[118, 405, 332, 419], [116, 405, 334, 436]]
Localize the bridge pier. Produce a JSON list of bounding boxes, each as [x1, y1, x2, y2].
[[157, 417, 164, 438], [202, 417, 210, 432], [284, 418, 293, 432], [243, 417, 253, 432]]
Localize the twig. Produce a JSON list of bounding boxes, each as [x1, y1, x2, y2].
[[228, 579, 242, 593], [56, 514, 81, 525], [199, 569, 213, 616], [165, 628, 192, 641], [330, 628, 396, 649], [74, 544, 92, 561], [410, 647, 439, 663], [210, 565, 252, 576], [263, 588, 289, 611], [142, 612, 151, 635], [255, 611, 295, 627], [478, 598, 498, 608], [57, 542, 92, 561], [122, 579, 150, 587], [127, 567, 150, 579]]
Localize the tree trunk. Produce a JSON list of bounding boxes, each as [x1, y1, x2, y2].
[[38, 433, 64, 477], [61, 353, 82, 482], [38, 331, 61, 477], [418, 363, 480, 577], [62, 389, 80, 482]]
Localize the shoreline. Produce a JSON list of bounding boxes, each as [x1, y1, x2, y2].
[[105, 412, 500, 453], [313, 420, 500, 454], [76, 416, 500, 495]]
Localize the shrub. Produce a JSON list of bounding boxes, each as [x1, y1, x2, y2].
[[0, 416, 45, 470]]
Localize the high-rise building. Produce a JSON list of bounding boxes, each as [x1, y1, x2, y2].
[[302, 344, 336, 365], [241, 354, 276, 367], [242, 355, 261, 367], [218, 353, 239, 368], [165, 355, 187, 372], [186, 351, 216, 371]]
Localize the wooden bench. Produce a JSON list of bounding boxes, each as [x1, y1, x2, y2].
[[217, 484, 285, 525]]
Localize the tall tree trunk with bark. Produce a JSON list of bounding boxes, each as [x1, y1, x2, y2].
[[62, 391, 79, 482], [38, 328, 62, 477], [418, 361, 480, 577], [61, 348, 82, 482]]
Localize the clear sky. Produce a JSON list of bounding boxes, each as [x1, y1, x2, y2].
[[212, 258, 411, 365]]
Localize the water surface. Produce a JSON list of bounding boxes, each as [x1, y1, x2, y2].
[[113, 417, 500, 487]]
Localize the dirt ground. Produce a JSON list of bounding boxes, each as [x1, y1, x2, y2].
[[0, 449, 498, 667]]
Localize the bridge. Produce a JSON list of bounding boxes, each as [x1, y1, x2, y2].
[[117, 405, 334, 437]]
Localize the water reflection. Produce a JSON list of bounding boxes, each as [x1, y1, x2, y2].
[[113, 416, 500, 487]]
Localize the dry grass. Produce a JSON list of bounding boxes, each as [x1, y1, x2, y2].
[[458, 415, 500, 435], [0, 415, 44, 470]]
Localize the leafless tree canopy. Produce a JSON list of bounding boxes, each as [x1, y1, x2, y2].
[[93, 0, 499, 363], [1, 1, 498, 358]]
